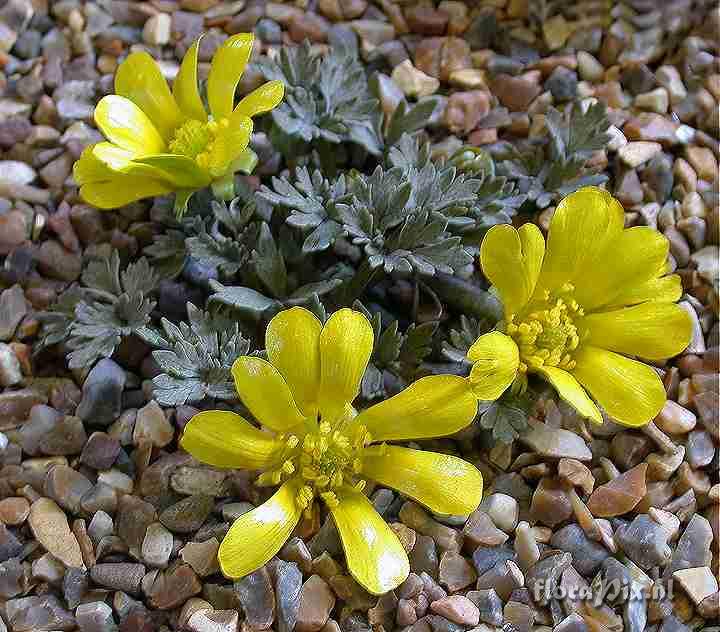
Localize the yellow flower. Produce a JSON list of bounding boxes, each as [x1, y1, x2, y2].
[[473, 186, 692, 427], [73, 34, 284, 211], [181, 307, 486, 595]]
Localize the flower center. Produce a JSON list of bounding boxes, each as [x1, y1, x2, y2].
[[168, 118, 229, 174], [256, 422, 373, 517], [506, 284, 584, 373]]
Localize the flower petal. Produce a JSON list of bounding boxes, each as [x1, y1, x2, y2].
[[180, 410, 283, 470], [536, 186, 624, 297], [480, 223, 544, 318], [94, 95, 166, 154], [232, 357, 308, 432], [115, 51, 184, 141], [133, 154, 211, 188], [580, 303, 691, 360], [79, 177, 173, 209], [572, 345, 666, 427], [604, 273, 682, 309], [576, 227, 671, 311], [361, 446, 483, 516], [537, 366, 602, 424], [173, 37, 207, 122], [218, 477, 303, 579], [467, 331, 519, 400], [352, 375, 478, 442], [206, 116, 253, 177], [234, 80, 285, 118], [208, 33, 254, 121], [266, 307, 322, 418], [330, 489, 409, 595], [318, 309, 374, 424]]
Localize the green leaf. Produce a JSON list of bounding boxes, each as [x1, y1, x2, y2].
[[253, 222, 288, 298], [208, 280, 281, 319], [480, 391, 532, 444], [385, 98, 440, 147]]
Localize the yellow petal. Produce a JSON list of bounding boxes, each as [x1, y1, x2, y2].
[[234, 80, 285, 118], [352, 375, 478, 442], [79, 178, 174, 209], [361, 446, 483, 516], [572, 345, 666, 427], [180, 410, 283, 470], [576, 227, 671, 311], [232, 356, 307, 432], [536, 186, 624, 297], [604, 273, 682, 309], [330, 489, 409, 595], [537, 366, 602, 424], [266, 307, 322, 418], [580, 303, 691, 360], [218, 477, 303, 579], [94, 95, 166, 154], [74, 145, 116, 184], [480, 222, 544, 318], [133, 154, 211, 188], [173, 38, 207, 122], [467, 331, 519, 400], [318, 309, 374, 424], [208, 33, 254, 121], [115, 51, 184, 141], [206, 116, 253, 177]]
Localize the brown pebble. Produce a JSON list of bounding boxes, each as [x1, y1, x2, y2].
[[587, 463, 647, 517], [0, 497, 30, 525]]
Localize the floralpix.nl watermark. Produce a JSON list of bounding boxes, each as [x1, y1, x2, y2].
[[531, 578, 674, 606]]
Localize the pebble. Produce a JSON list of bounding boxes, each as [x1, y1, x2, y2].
[[673, 566, 718, 605], [76, 359, 126, 426], [463, 510, 508, 548], [438, 551, 477, 592], [146, 563, 202, 609], [275, 560, 302, 632], [76, 601, 116, 632], [635, 87, 670, 113], [187, 609, 239, 632], [414, 36, 471, 82], [0, 344, 22, 387], [0, 524, 23, 562], [236, 566, 275, 629], [296, 574, 335, 632], [520, 421, 592, 460], [0, 285, 26, 341], [28, 497, 84, 569], [143, 13, 171, 46], [586, 463, 647, 517], [524, 551, 572, 605], [116, 495, 157, 558], [81, 432, 121, 470], [551, 524, 609, 576], [90, 563, 146, 595], [530, 477, 572, 527], [655, 400, 697, 434], [391, 59, 440, 98], [5, 594, 76, 630], [134, 400, 174, 448], [478, 493, 518, 533], [491, 74, 542, 111], [180, 538, 220, 577], [656, 65, 687, 103], [576, 51, 604, 82], [671, 514, 713, 573], [159, 495, 214, 533], [45, 464, 93, 513], [430, 595, 480, 626], [142, 522, 173, 568], [0, 497, 30, 525], [619, 141, 663, 167], [686, 430, 715, 468], [617, 515, 673, 569], [558, 458, 595, 494]]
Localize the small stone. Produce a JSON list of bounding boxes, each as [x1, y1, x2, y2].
[[444, 90, 490, 135], [0, 524, 23, 562], [546, 66, 578, 101], [77, 359, 126, 426], [617, 515, 672, 569], [0, 557, 24, 598], [143, 13, 171, 46], [685, 146, 718, 182], [521, 420, 592, 460], [619, 141, 662, 168], [236, 566, 275, 629], [655, 401, 696, 434], [134, 400, 174, 448], [159, 495, 214, 533], [91, 563, 146, 595], [0, 285, 26, 341], [524, 552, 572, 606], [491, 74, 542, 111], [414, 36, 471, 82], [656, 65, 687, 103], [76, 601, 116, 632], [551, 524, 609, 576], [399, 502, 462, 552], [430, 595, 480, 625], [187, 609, 239, 632], [673, 567, 718, 605], [391, 59, 440, 98], [530, 477, 572, 527], [0, 344, 21, 387], [558, 458, 595, 494], [296, 574, 335, 632], [142, 522, 173, 568], [28, 498, 84, 568], [45, 464, 93, 513], [116, 494, 157, 557], [0, 210, 27, 255], [513, 521, 540, 571], [180, 538, 220, 577], [576, 51, 604, 82], [349, 19, 395, 50], [686, 430, 715, 468], [438, 551, 477, 592], [146, 563, 202, 609], [0, 497, 29, 525], [587, 463, 647, 517], [276, 560, 302, 632], [463, 510, 508, 548], [35, 239, 82, 281], [5, 595, 76, 631], [81, 432, 121, 470], [479, 493, 519, 532], [635, 87, 669, 113], [671, 514, 713, 573]]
